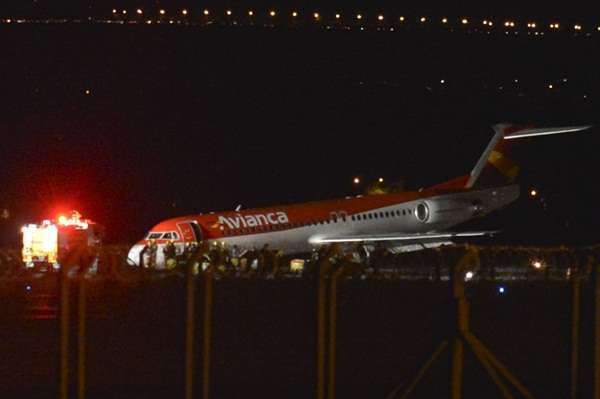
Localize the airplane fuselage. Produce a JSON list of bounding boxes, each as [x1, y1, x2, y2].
[[128, 184, 519, 267]]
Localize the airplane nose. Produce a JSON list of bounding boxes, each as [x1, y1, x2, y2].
[[127, 244, 145, 266]]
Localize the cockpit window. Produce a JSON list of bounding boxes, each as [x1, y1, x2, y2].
[[171, 232, 179, 240], [163, 232, 172, 240]]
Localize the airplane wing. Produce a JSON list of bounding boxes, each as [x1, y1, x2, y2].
[[308, 231, 497, 245]]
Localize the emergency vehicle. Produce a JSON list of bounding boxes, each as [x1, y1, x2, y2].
[[21, 211, 102, 270]]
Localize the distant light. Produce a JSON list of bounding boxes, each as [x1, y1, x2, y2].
[[226, 10, 232, 16], [498, 286, 506, 294], [122, 10, 127, 15], [112, 9, 117, 14], [597, 26, 600, 31], [440, 79, 445, 84], [353, 177, 360, 184], [292, 11, 298, 17], [335, 14, 341, 19], [181, 9, 188, 16], [504, 21, 510, 27], [203, 9, 209, 16], [442, 18, 448, 24], [313, 12, 320, 20], [378, 177, 384, 183], [25, 284, 32, 292], [399, 16, 405, 22], [530, 189, 537, 197], [488, 21, 493, 26], [574, 24, 582, 31], [483, 20, 488, 25], [510, 22, 515, 27], [532, 260, 543, 269], [378, 15, 384, 21], [461, 18, 468, 24], [248, 10, 254, 16], [136, 8, 142, 15], [269, 10, 276, 17], [356, 14, 362, 20], [420, 17, 426, 23], [84, 89, 91, 95], [159, 9, 166, 15], [465, 271, 474, 280], [548, 84, 553, 89]]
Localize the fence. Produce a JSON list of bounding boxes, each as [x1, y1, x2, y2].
[[1, 243, 600, 398]]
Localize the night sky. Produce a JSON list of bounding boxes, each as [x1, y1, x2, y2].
[[1, 3, 600, 245]]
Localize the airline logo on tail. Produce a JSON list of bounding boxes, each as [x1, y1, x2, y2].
[[487, 150, 519, 182]]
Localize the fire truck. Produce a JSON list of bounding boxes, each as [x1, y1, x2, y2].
[[21, 211, 102, 271]]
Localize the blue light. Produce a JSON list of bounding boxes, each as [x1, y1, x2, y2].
[[498, 286, 506, 295], [25, 284, 32, 292]]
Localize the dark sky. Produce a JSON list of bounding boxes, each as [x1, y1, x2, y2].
[[1, 9, 600, 244]]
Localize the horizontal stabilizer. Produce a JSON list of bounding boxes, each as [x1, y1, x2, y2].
[[504, 125, 592, 140]]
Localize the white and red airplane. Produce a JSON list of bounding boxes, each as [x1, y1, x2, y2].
[[128, 123, 591, 268]]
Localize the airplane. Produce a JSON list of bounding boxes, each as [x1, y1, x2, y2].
[[128, 123, 591, 268]]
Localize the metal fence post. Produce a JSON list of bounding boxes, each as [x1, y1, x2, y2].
[[185, 258, 196, 399], [594, 261, 600, 399], [570, 259, 581, 399], [60, 257, 71, 399], [77, 272, 86, 399], [317, 268, 327, 399], [328, 266, 346, 399], [203, 267, 214, 399]]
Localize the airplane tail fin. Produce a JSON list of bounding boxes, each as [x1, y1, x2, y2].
[[429, 123, 592, 191], [465, 123, 592, 189]]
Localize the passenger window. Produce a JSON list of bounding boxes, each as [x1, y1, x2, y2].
[[162, 232, 172, 239], [147, 232, 163, 239]]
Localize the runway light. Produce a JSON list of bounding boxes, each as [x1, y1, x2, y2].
[[399, 16, 405, 22], [292, 11, 298, 17], [181, 9, 188, 16], [112, 9, 117, 14], [313, 12, 320, 20], [335, 14, 340, 19], [461, 18, 468, 24], [530, 189, 537, 197], [548, 84, 553, 89], [269, 10, 276, 17], [356, 14, 362, 20], [226, 10, 232, 16], [483, 20, 488, 25], [378, 15, 384, 21], [420, 17, 426, 23], [203, 9, 209, 16], [159, 9, 166, 15], [248, 10, 254, 16], [442, 18, 448, 24], [136, 8, 142, 15], [440, 79, 445, 84], [597, 26, 600, 31], [532, 260, 543, 269], [378, 177, 384, 183], [84, 89, 91, 95], [353, 177, 360, 184], [122, 10, 127, 15]]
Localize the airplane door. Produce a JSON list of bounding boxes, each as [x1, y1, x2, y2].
[[177, 222, 202, 243]]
